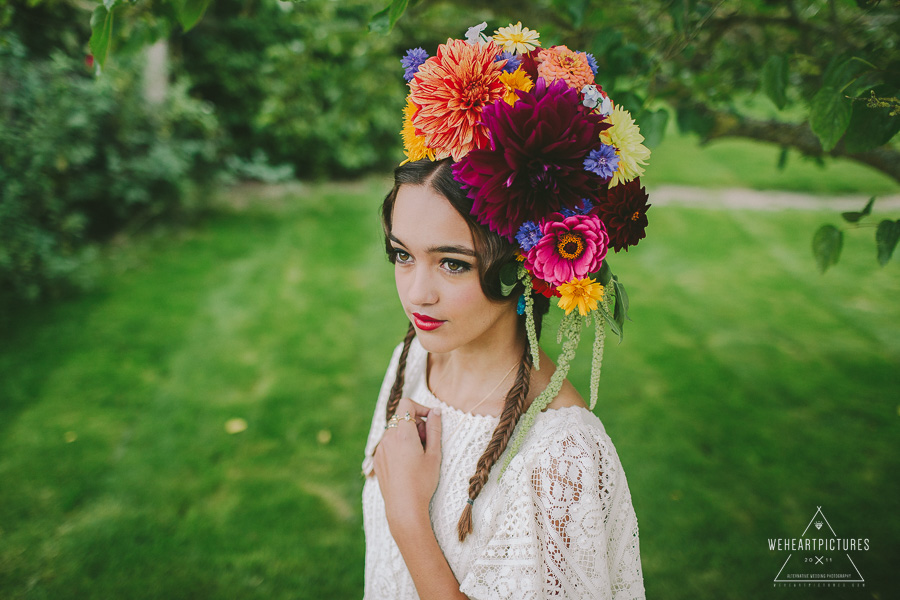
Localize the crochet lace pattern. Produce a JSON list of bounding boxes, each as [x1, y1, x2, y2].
[[362, 340, 645, 599]]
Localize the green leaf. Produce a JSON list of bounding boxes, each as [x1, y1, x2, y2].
[[368, 6, 391, 34], [875, 220, 900, 266], [761, 54, 788, 110], [613, 279, 630, 321], [841, 196, 875, 223], [370, 0, 408, 34], [598, 261, 613, 286], [812, 224, 843, 273], [843, 85, 900, 153], [612, 280, 629, 342], [388, 0, 408, 29], [499, 262, 519, 297], [810, 86, 851, 152], [177, 0, 212, 32], [89, 5, 115, 69], [599, 303, 622, 342]]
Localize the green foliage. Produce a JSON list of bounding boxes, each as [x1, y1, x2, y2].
[[875, 219, 900, 266], [813, 197, 899, 273], [179, 0, 404, 177], [0, 36, 223, 304], [812, 224, 843, 273]]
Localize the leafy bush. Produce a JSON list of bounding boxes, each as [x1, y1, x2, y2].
[[179, 0, 406, 178], [0, 35, 223, 304]]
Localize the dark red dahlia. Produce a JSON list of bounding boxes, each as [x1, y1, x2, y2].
[[595, 178, 651, 252], [452, 77, 610, 240]]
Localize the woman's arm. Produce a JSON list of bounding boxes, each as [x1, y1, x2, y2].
[[373, 400, 469, 600]]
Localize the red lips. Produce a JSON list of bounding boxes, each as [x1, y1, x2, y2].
[[412, 312, 445, 331]]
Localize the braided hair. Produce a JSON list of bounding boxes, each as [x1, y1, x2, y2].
[[381, 159, 551, 542]]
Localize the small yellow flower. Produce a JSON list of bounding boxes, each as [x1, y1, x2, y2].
[[603, 105, 651, 186], [557, 277, 604, 316], [493, 22, 540, 54], [400, 97, 436, 165], [499, 68, 534, 106]]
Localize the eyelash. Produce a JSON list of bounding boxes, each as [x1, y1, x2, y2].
[[390, 248, 472, 275]]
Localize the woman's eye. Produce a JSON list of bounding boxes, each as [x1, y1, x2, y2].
[[392, 249, 411, 263], [442, 259, 470, 273]]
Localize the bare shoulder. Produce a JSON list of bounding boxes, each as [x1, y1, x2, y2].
[[528, 348, 588, 411]]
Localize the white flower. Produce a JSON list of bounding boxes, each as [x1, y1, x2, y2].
[[581, 85, 601, 108], [597, 95, 613, 117], [465, 21, 488, 45]]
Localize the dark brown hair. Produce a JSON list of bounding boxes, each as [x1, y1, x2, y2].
[[381, 158, 549, 541]]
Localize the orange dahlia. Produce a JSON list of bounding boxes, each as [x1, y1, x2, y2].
[[409, 38, 506, 161], [536, 45, 594, 90]]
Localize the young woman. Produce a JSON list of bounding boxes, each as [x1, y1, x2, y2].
[[362, 22, 650, 600]]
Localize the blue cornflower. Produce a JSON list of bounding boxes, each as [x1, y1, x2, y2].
[[401, 48, 429, 82], [582, 52, 599, 75], [516, 294, 526, 315], [560, 207, 578, 217], [576, 199, 595, 214], [496, 51, 521, 74], [583, 144, 619, 180], [515, 220, 542, 252]]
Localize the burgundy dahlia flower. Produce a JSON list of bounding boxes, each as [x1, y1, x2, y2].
[[596, 178, 651, 252], [525, 213, 609, 287], [452, 77, 610, 240]]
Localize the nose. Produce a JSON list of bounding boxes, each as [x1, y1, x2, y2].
[[405, 264, 438, 306]]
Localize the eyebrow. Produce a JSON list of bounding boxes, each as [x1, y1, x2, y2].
[[389, 234, 477, 258]]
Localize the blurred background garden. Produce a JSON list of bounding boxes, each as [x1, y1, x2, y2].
[[1, 0, 898, 598]]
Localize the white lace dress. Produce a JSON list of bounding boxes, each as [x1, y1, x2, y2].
[[362, 339, 645, 600]]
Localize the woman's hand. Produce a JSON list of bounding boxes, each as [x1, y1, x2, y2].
[[373, 398, 443, 536]]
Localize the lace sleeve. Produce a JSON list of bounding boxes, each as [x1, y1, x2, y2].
[[459, 412, 645, 600]]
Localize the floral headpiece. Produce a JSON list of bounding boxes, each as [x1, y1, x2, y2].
[[399, 22, 652, 471]]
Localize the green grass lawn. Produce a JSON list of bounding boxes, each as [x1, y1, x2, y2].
[[1, 175, 898, 599]]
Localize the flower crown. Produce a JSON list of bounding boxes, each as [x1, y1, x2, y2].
[[399, 22, 652, 471]]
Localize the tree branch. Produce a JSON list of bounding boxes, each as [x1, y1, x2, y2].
[[701, 108, 900, 184]]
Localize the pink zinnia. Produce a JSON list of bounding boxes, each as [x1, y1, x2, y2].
[[525, 213, 609, 287]]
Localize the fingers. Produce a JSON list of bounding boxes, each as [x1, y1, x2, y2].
[[425, 407, 442, 457], [395, 397, 431, 421]]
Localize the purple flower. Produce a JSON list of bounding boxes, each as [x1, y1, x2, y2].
[[401, 48, 429, 82], [584, 144, 620, 181], [453, 78, 611, 240], [496, 51, 521, 73], [516, 221, 542, 251], [579, 52, 599, 75]]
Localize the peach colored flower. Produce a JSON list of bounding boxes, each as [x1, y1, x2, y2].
[[409, 38, 506, 160], [537, 45, 595, 90], [499, 68, 534, 105]]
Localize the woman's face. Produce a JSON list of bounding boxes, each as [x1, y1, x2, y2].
[[389, 184, 515, 355]]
